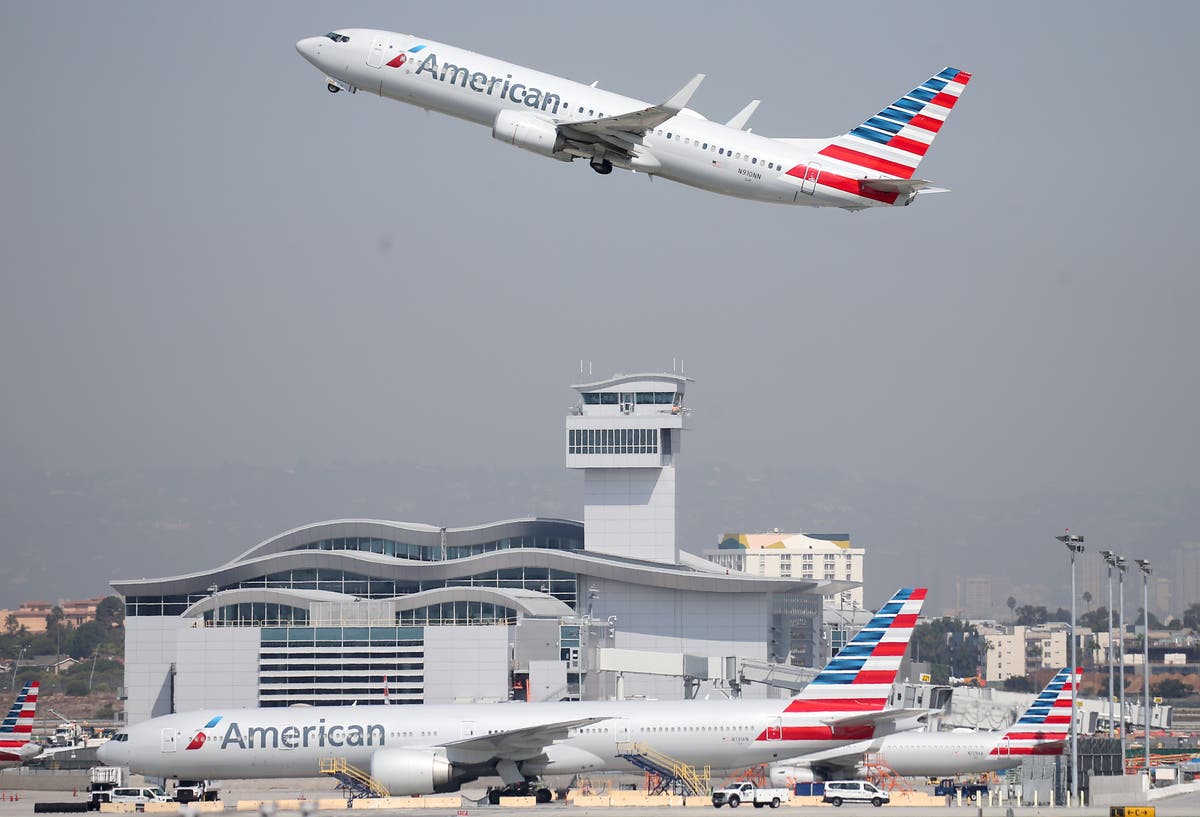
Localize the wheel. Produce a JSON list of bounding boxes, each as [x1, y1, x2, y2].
[[753, 802, 764, 808], [871, 798, 883, 807], [727, 796, 740, 808], [590, 159, 613, 175], [770, 798, 781, 808], [487, 790, 501, 806], [326, 82, 341, 93], [713, 804, 722, 809], [831, 797, 843, 807], [534, 788, 552, 804]]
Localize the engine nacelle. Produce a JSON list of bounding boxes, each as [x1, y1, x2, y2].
[[370, 748, 455, 795], [492, 109, 564, 158], [768, 763, 817, 787]]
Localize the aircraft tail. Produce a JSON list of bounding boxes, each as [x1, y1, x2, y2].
[[784, 588, 926, 715], [0, 681, 39, 737], [992, 668, 1078, 755], [815, 68, 972, 183]]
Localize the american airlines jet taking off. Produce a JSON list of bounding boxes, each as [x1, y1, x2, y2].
[[768, 668, 1080, 783], [295, 31, 971, 210], [99, 589, 925, 799]]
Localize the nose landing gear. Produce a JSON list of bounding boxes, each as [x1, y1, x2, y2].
[[590, 158, 613, 175], [327, 82, 341, 93]]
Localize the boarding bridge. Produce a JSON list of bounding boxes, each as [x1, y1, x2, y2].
[[595, 648, 820, 698]]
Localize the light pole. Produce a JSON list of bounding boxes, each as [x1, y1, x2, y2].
[[1101, 551, 1118, 738], [1116, 555, 1128, 768], [1136, 559, 1152, 776], [1058, 531, 1085, 800]]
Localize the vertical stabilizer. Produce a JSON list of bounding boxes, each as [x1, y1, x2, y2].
[[993, 668, 1078, 755]]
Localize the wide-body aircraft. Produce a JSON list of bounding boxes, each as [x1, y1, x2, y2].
[[295, 30, 970, 210], [0, 681, 43, 768], [768, 667, 1079, 783], [99, 589, 925, 798]]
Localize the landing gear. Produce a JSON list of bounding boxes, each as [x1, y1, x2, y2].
[[590, 158, 613, 175], [485, 780, 553, 805], [327, 82, 341, 93]]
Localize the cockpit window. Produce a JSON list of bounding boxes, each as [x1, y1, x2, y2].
[[112, 732, 128, 742], [324, 32, 350, 43]]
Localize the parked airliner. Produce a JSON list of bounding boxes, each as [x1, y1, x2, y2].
[[0, 681, 42, 768], [768, 668, 1079, 783], [99, 589, 926, 799], [295, 30, 970, 210]]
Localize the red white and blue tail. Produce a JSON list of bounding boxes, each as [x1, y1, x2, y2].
[[784, 588, 926, 715], [816, 68, 972, 183], [0, 681, 38, 737], [992, 668, 1078, 756]]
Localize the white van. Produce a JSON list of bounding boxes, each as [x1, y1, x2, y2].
[[821, 781, 890, 807], [109, 787, 172, 804]]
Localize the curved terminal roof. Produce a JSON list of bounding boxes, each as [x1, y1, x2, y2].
[[112, 518, 838, 598], [183, 585, 576, 619]]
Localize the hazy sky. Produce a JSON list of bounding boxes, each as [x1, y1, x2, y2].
[[3, 2, 1198, 612]]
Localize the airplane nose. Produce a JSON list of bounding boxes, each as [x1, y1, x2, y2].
[[96, 740, 118, 765], [295, 37, 321, 64]]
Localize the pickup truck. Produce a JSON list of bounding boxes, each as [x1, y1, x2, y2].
[[711, 782, 790, 808]]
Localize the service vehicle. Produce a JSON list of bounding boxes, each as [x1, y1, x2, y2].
[[821, 780, 890, 807], [108, 787, 172, 805], [174, 780, 219, 803], [86, 766, 125, 810], [711, 782, 790, 808]]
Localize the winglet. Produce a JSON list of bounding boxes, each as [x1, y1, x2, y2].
[[663, 74, 705, 114], [725, 100, 760, 130]]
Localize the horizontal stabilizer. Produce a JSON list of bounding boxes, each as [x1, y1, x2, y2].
[[858, 178, 936, 194]]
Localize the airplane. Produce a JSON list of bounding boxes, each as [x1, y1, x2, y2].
[[0, 680, 43, 768], [767, 667, 1079, 783], [295, 30, 971, 210], [99, 588, 926, 800]]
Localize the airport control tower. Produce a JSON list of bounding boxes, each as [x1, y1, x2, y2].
[[566, 372, 691, 564]]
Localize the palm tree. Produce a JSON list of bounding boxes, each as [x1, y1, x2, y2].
[[1006, 596, 1017, 625], [1082, 590, 1093, 622]]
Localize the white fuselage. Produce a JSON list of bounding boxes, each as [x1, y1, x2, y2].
[[99, 698, 883, 784], [296, 30, 889, 209], [874, 731, 1023, 776]]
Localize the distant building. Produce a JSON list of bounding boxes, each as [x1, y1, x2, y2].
[[0, 597, 108, 634], [705, 532, 864, 609], [1173, 542, 1200, 613], [980, 622, 1085, 682], [955, 576, 996, 619]]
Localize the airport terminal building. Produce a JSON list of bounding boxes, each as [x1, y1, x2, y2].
[[115, 373, 850, 725]]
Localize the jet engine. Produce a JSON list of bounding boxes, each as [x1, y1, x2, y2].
[[370, 748, 455, 795], [767, 763, 818, 787], [492, 110, 566, 159]]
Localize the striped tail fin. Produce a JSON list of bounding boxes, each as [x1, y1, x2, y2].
[[1, 681, 38, 736], [992, 668, 1078, 756], [817, 68, 972, 182], [784, 588, 926, 714]]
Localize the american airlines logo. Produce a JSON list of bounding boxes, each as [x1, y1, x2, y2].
[[207, 718, 386, 750], [412, 53, 563, 114], [186, 715, 223, 750]]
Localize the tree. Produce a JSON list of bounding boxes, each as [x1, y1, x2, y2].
[[3, 614, 18, 636], [94, 597, 124, 629], [1183, 603, 1200, 630], [910, 618, 987, 683], [1015, 605, 1048, 626], [1002, 675, 1036, 693], [1006, 597, 1017, 624], [1152, 678, 1192, 699], [1080, 606, 1111, 632], [1082, 591, 1093, 616]]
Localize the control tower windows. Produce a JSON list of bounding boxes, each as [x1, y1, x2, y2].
[[568, 428, 660, 455]]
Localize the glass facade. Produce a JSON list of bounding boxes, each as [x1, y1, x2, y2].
[[568, 428, 659, 455], [289, 534, 582, 562], [581, 392, 678, 405], [396, 601, 517, 626], [259, 626, 425, 707], [203, 602, 309, 627], [127, 568, 579, 616]]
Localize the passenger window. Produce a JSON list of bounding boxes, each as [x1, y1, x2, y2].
[[667, 132, 672, 139], [718, 148, 724, 155], [703, 142, 708, 149], [752, 157, 757, 164]]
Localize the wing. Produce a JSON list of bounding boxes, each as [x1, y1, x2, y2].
[[558, 74, 704, 164], [440, 717, 608, 763], [823, 707, 932, 729]]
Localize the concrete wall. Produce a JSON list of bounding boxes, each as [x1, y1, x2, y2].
[[423, 624, 508, 703], [124, 616, 189, 724], [175, 626, 260, 711]]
